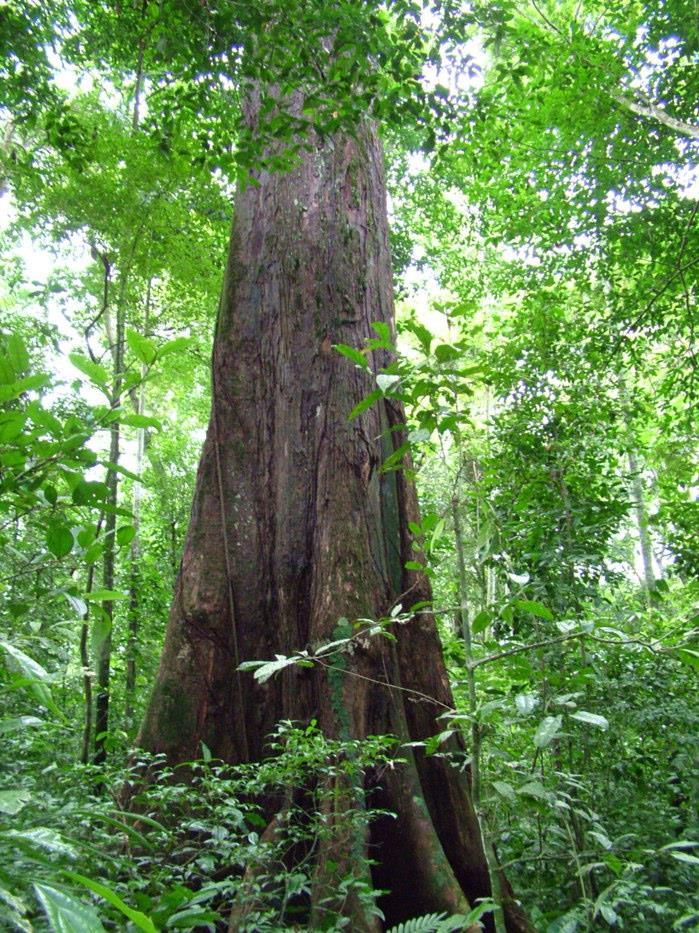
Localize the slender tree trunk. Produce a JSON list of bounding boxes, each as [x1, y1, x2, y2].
[[94, 299, 124, 765], [137, 103, 531, 930], [125, 277, 152, 729], [80, 543, 102, 764], [627, 448, 657, 600]]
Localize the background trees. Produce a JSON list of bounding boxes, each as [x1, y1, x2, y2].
[[0, 0, 697, 930]]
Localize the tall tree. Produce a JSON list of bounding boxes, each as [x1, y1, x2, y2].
[[136, 85, 531, 929]]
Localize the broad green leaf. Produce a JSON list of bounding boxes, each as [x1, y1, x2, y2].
[[471, 610, 492, 635], [570, 711, 609, 731], [72, 481, 110, 506], [249, 654, 297, 684], [588, 830, 613, 850], [492, 780, 516, 802], [116, 525, 136, 547], [0, 789, 32, 815], [85, 589, 128, 601], [0, 411, 26, 442], [34, 882, 106, 933], [334, 343, 369, 369], [158, 336, 193, 357], [348, 389, 382, 420], [515, 599, 553, 621], [515, 693, 538, 716], [518, 781, 550, 800], [5, 827, 77, 858], [64, 593, 88, 616], [126, 329, 157, 365], [91, 618, 112, 654], [433, 342, 460, 363], [670, 851, 699, 865], [0, 716, 43, 735], [46, 524, 74, 559], [598, 904, 618, 925], [371, 321, 392, 345], [507, 572, 530, 586], [62, 872, 157, 932], [0, 640, 50, 682], [675, 648, 699, 670], [376, 373, 401, 393], [0, 334, 29, 383], [68, 354, 109, 390], [121, 413, 161, 431], [534, 715, 563, 748], [0, 374, 50, 403], [0, 882, 30, 928]]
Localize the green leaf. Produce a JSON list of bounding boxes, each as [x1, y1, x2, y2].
[[91, 617, 112, 654], [62, 872, 157, 932], [433, 343, 460, 363], [515, 693, 538, 716], [0, 334, 29, 383], [675, 648, 699, 670], [534, 715, 563, 748], [77, 812, 152, 851], [46, 524, 74, 559], [5, 827, 77, 858], [472, 610, 492, 635], [126, 329, 157, 365], [64, 593, 87, 616], [334, 343, 369, 369], [158, 336, 193, 357], [515, 599, 554, 621], [72, 481, 109, 506], [491, 780, 516, 802], [598, 904, 618, 925], [570, 710, 609, 730], [0, 789, 32, 815], [670, 850, 699, 865], [121, 413, 162, 430], [0, 373, 51, 403], [68, 354, 109, 390], [116, 525, 137, 547], [251, 654, 297, 684], [518, 780, 550, 800], [0, 640, 50, 682], [0, 715, 43, 735], [0, 882, 30, 930], [34, 882, 106, 932], [348, 389, 382, 420], [377, 373, 401, 393], [371, 321, 392, 345], [85, 589, 128, 602]]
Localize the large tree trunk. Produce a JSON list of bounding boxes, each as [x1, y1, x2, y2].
[[137, 104, 531, 931]]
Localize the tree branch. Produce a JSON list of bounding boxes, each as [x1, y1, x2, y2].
[[612, 91, 699, 140]]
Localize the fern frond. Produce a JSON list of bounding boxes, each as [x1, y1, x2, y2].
[[386, 912, 449, 933]]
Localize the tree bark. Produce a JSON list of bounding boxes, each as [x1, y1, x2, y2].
[[94, 293, 124, 766], [137, 103, 531, 931], [627, 448, 657, 601]]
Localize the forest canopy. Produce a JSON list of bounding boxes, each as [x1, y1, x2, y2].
[[0, 0, 697, 931]]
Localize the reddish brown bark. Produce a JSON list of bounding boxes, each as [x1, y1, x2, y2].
[[137, 109, 531, 930]]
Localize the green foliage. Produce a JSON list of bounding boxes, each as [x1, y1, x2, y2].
[[0, 722, 398, 931], [1, 0, 697, 928]]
